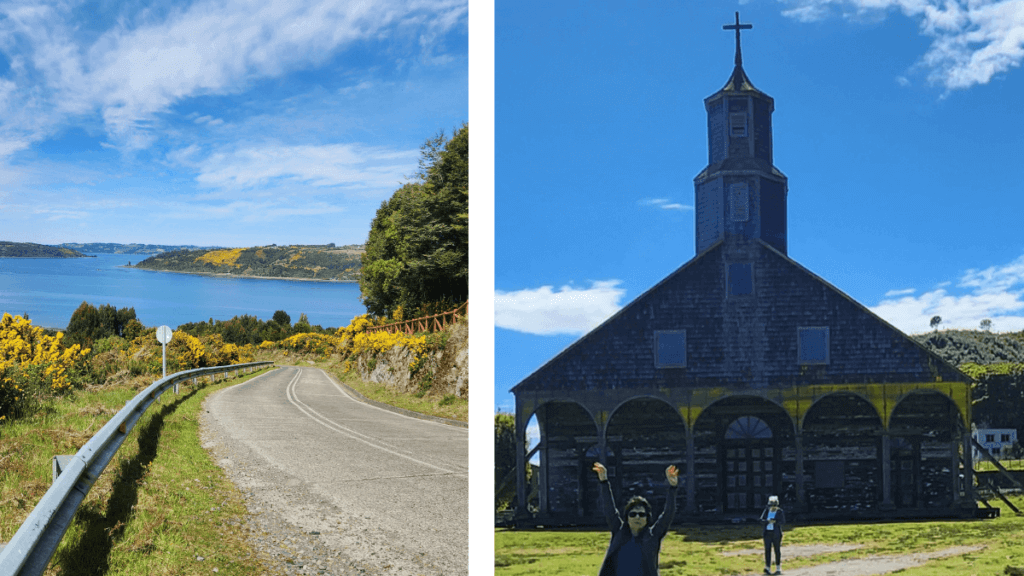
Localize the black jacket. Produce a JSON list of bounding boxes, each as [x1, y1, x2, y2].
[[597, 480, 678, 576], [760, 506, 786, 537]]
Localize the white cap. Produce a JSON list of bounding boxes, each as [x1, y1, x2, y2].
[[768, 495, 779, 505]]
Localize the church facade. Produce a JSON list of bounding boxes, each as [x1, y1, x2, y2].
[[511, 17, 975, 524]]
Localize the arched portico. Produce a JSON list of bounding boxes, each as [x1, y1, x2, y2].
[[888, 391, 966, 510], [515, 400, 599, 521], [603, 397, 687, 519], [692, 396, 795, 515], [801, 392, 884, 513]]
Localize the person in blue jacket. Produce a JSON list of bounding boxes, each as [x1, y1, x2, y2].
[[592, 461, 679, 576], [760, 495, 786, 575]]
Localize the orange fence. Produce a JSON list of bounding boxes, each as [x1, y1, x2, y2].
[[364, 301, 468, 335]]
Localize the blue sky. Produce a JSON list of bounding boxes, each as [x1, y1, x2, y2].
[[0, 0, 467, 247], [494, 0, 1024, 414]]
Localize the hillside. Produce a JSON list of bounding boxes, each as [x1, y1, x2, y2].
[[133, 244, 364, 281], [58, 242, 222, 255], [0, 241, 91, 258], [912, 329, 1024, 365], [914, 329, 1024, 432]]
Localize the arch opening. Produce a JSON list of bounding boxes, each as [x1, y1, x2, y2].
[[802, 393, 884, 513], [603, 397, 686, 518], [530, 401, 599, 519], [889, 391, 965, 509], [693, 396, 794, 514]]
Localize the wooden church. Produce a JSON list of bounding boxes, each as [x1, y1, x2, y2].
[[511, 14, 976, 524]]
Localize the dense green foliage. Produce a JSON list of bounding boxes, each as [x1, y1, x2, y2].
[[65, 302, 141, 347], [914, 329, 1024, 434], [176, 311, 331, 346], [360, 123, 469, 317], [495, 411, 528, 512], [913, 329, 1024, 365], [133, 244, 364, 281], [0, 241, 90, 258]]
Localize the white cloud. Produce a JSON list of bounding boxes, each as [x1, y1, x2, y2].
[[777, 0, 1024, 91], [0, 0, 467, 150], [194, 143, 418, 190], [495, 280, 626, 336], [870, 253, 1024, 333], [884, 287, 916, 297], [339, 80, 375, 95], [640, 198, 693, 211]]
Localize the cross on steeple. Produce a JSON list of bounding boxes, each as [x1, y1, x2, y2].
[[723, 12, 752, 67]]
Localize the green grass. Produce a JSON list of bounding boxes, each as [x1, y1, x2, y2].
[[1, 368, 284, 576], [975, 459, 1024, 472], [496, 499, 1024, 576], [259, 349, 468, 423]]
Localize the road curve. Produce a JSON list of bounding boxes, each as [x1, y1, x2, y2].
[[201, 366, 468, 576]]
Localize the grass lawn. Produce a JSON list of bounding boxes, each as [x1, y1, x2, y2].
[[1, 368, 284, 576], [496, 496, 1024, 576]]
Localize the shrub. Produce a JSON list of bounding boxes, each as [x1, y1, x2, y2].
[[1, 313, 90, 421]]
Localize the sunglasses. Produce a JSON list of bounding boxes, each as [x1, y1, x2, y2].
[[628, 511, 647, 518]]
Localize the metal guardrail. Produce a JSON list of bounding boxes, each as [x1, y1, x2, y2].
[[0, 361, 275, 576]]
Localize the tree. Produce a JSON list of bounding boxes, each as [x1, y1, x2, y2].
[[65, 302, 138, 346], [272, 310, 291, 327], [930, 315, 942, 331], [360, 123, 468, 317], [495, 411, 530, 512], [981, 318, 993, 331], [293, 313, 312, 334]]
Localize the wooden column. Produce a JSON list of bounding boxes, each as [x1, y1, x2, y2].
[[962, 430, 974, 502], [794, 433, 805, 508], [880, 432, 888, 504], [515, 405, 528, 520], [951, 437, 961, 503], [686, 431, 696, 513], [881, 433, 893, 508]]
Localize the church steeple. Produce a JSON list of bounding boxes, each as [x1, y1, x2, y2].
[[694, 13, 788, 256]]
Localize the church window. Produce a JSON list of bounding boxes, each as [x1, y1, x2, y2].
[[730, 183, 749, 221], [725, 416, 773, 439], [798, 327, 830, 364], [730, 112, 747, 137], [655, 330, 686, 367], [728, 263, 753, 295]]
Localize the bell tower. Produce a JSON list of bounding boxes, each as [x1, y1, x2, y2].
[[694, 12, 788, 256]]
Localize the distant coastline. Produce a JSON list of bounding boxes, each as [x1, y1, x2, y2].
[[124, 265, 359, 283], [0, 241, 92, 258], [130, 245, 363, 282]]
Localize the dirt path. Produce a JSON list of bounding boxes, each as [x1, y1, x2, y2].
[[722, 543, 863, 558], [730, 545, 985, 576]]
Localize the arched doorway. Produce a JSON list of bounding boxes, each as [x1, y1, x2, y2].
[[889, 391, 965, 509], [604, 397, 686, 518], [693, 396, 795, 515], [724, 416, 775, 511], [801, 393, 884, 513]]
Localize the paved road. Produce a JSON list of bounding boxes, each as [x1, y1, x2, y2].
[[201, 366, 468, 575]]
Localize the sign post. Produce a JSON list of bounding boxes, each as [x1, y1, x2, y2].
[[156, 325, 174, 392]]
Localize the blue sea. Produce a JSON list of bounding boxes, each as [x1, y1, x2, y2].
[[0, 253, 366, 331]]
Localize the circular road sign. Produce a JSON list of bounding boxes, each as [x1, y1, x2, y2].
[[156, 325, 173, 344]]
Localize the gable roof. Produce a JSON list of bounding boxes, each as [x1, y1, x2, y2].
[[512, 236, 968, 394]]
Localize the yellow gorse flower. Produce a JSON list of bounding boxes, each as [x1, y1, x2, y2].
[[2, 313, 90, 419]]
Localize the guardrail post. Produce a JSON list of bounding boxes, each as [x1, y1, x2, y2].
[[52, 456, 74, 483]]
